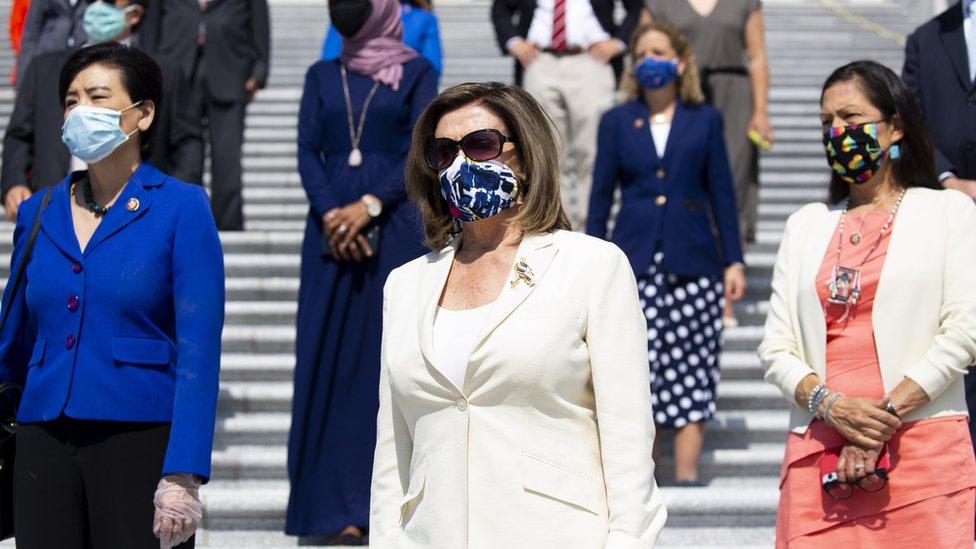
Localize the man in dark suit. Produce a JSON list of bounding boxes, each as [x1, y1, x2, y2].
[[1, 0, 204, 222], [141, 0, 270, 231], [490, 0, 642, 228], [16, 0, 89, 87], [902, 0, 976, 445]]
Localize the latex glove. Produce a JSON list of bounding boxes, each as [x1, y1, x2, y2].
[[153, 474, 203, 548]]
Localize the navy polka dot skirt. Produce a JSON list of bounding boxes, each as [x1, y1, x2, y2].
[[637, 251, 724, 429]]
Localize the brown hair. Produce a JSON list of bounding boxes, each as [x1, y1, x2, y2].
[[620, 22, 705, 104], [405, 82, 571, 250]]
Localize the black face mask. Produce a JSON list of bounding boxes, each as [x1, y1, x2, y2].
[[329, 0, 372, 38]]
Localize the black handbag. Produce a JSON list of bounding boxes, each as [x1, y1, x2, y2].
[[0, 187, 54, 540]]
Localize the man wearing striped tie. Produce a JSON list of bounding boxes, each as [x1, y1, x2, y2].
[[491, 0, 642, 229]]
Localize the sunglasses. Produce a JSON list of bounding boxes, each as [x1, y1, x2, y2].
[[425, 128, 515, 171]]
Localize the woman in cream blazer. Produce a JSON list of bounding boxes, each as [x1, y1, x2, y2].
[[369, 82, 667, 548], [760, 61, 976, 546]]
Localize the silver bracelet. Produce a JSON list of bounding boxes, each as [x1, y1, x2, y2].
[[823, 392, 845, 425], [807, 383, 828, 416]]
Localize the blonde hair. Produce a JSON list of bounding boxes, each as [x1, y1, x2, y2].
[[621, 22, 705, 104], [405, 82, 571, 251]]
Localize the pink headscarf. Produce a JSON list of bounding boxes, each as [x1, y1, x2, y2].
[[339, 0, 418, 91]]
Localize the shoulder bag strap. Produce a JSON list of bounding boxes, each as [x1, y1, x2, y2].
[[0, 188, 55, 335]]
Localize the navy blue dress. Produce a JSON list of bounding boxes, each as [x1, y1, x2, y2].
[[286, 58, 436, 535]]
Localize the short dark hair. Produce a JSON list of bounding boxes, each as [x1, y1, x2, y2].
[[58, 42, 162, 160], [820, 60, 940, 203]]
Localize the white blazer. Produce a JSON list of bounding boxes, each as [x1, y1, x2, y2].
[[759, 188, 976, 435], [369, 230, 667, 548]]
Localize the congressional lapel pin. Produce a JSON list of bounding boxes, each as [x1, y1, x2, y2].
[[510, 257, 536, 289], [126, 198, 140, 212], [634, 118, 645, 129]]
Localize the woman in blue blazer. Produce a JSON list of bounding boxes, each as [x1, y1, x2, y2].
[[0, 43, 224, 548], [586, 22, 744, 487], [320, 0, 442, 75]]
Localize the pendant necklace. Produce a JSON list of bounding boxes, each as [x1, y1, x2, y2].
[[848, 189, 895, 245], [651, 113, 668, 125], [340, 65, 380, 168], [827, 188, 906, 321]]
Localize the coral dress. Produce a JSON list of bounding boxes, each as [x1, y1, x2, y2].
[[776, 212, 976, 548]]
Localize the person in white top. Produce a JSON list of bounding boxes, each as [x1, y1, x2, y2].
[[490, 0, 643, 229], [369, 81, 667, 548]]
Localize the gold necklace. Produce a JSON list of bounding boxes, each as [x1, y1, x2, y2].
[[847, 189, 895, 245]]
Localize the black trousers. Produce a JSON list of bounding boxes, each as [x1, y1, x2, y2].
[[191, 67, 246, 231], [13, 418, 194, 549]]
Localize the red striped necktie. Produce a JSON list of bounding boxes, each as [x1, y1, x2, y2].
[[551, 0, 566, 52]]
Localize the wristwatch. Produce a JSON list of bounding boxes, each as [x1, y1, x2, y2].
[[361, 194, 382, 218]]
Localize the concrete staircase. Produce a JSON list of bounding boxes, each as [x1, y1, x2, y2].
[[0, 0, 927, 547]]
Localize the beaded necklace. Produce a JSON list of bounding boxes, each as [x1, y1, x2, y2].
[[82, 176, 109, 216], [826, 188, 906, 321]]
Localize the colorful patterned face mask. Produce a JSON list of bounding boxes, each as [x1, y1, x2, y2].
[[438, 155, 518, 222], [823, 121, 900, 185]]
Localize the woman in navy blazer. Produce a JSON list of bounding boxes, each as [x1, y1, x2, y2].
[[586, 22, 744, 486], [0, 43, 223, 548]]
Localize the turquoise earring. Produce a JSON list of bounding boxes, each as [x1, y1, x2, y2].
[[889, 144, 901, 160]]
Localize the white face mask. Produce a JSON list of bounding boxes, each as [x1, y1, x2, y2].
[[61, 102, 141, 164]]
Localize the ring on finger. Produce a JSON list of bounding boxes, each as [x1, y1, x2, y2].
[[854, 463, 865, 470], [338, 224, 348, 234]]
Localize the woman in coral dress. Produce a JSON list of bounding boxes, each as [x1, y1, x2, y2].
[[760, 60, 976, 547]]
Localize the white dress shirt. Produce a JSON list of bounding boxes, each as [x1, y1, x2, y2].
[[964, 0, 975, 83], [525, 0, 610, 49], [650, 123, 670, 158], [433, 303, 494, 390]]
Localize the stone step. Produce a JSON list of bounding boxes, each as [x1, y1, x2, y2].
[[186, 525, 778, 548], [208, 440, 787, 481], [211, 407, 792, 449], [215, 378, 785, 414], [197, 476, 780, 530]]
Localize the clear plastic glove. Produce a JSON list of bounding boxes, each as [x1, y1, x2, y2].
[[153, 474, 203, 548]]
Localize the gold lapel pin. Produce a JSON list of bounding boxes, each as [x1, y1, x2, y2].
[[126, 198, 140, 212], [634, 118, 645, 129], [510, 257, 536, 289]]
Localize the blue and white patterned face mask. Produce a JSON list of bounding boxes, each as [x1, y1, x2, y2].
[[438, 155, 519, 222]]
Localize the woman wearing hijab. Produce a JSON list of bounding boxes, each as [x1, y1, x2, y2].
[[285, 0, 437, 544], [321, 0, 443, 76]]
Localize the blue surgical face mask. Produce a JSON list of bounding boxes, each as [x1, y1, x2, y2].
[[83, 1, 135, 43], [438, 155, 519, 222], [61, 102, 142, 164], [635, 56, 679, 89]]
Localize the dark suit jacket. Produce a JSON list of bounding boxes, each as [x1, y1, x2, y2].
[[586, 99, 743, 277], [141, 0, 271, 102], [490, 0, 642, 84], [902, 2, 976, 179], [16, 0, 88, 88], [1, 47, 205, 202]]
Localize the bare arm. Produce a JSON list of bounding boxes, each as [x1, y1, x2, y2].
[[744, 8, 773, 143]]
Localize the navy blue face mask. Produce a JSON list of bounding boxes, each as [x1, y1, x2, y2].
[[635, 56, 679, 89]]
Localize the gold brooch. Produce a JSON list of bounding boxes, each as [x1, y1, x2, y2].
[[510, 257, 535, 289], [126, 197, 140, 212]]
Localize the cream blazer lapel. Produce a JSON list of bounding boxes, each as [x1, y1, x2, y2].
[[415, 232, 558, 395], [793, 202, 843, 382]]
